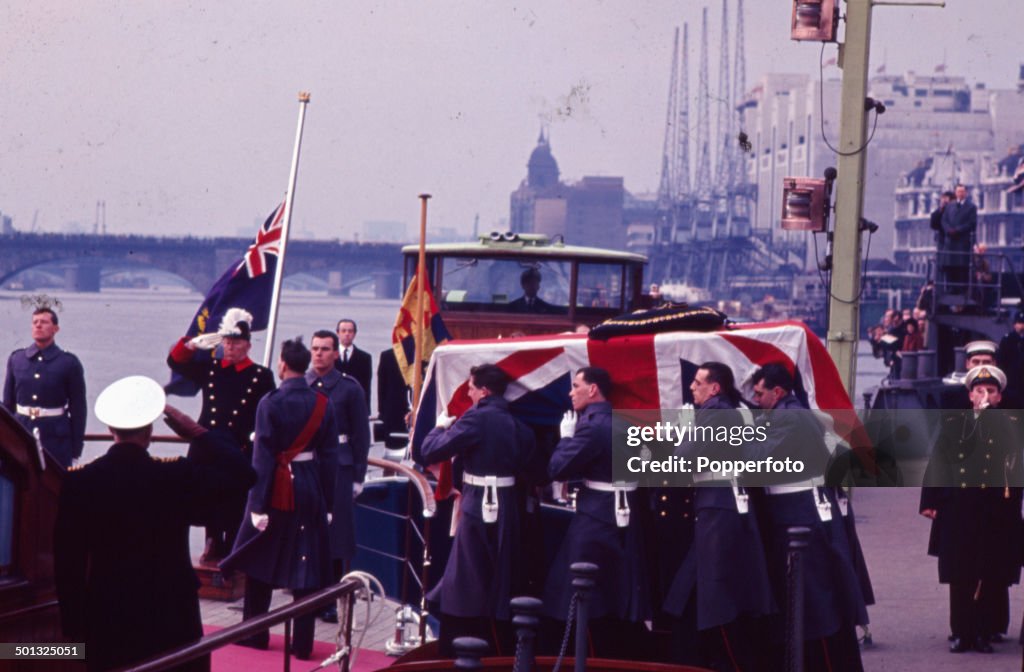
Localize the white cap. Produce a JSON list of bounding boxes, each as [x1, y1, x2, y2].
[[965, 340, 998, 356], [964, 365, 1007, 392], [95, 376, 166, 430]]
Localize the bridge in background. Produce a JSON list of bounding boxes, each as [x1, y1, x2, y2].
[[0, 232, 405, 296]]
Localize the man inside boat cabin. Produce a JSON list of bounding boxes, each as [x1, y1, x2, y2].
[[509, 267, 556, 314]]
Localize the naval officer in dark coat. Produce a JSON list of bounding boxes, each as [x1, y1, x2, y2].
[[167, 307, 277, 561], [543, 366, 651, 658], [920, 364, 1024, 654], [221, 338, 340, 660], [307, 329, 371, 622], [419, 363, 538, 656], [54, 376, 255, 672], [3, 306, 87, 468], [664, 362, 775, 670]]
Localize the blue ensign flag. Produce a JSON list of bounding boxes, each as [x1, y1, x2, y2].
[[165, 203, 284, 396]]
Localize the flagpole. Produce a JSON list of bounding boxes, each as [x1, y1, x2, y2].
[[263, 91, 311, 367], [412, 193, 431, 412]]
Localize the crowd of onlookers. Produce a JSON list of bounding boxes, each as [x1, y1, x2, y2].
[[868, 304, 930, 377]]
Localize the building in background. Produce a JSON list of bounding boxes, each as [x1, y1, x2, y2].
[[509, 132, 627, 251]]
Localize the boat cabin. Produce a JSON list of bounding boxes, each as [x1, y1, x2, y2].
[[402, 233, 647, 339]]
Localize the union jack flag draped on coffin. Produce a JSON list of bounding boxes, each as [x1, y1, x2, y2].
[[165, 203, 284, 396], [411, 321, 869, 499]]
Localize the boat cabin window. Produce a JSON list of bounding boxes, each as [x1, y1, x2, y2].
[[439, 258, 571, 314], [575, 262, 631, 313]]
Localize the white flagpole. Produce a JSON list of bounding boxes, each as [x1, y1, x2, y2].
[[263, 91, 311, 367]]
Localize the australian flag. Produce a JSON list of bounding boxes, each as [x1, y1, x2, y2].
[[165, 203, 285, 396]]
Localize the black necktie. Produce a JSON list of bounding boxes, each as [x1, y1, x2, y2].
[[343, 349, 349, 363]]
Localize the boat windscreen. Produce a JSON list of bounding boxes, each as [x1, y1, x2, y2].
[[440, 258, 571, 314]]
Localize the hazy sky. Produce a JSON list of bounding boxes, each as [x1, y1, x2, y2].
[[1, 1, 1020, 241]]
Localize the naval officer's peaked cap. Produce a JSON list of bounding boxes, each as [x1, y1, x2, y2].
[[964, 365, 1007, 392], [95, 375, 166, 430]]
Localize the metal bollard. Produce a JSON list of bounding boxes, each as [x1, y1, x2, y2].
[[452, 637, 489, 671], [785, 527, 811, 672], [570, 562, 599, 672], [511, 596, 543, 672]]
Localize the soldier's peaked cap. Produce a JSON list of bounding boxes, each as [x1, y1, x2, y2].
[[964, 365, 1007, 392], [965, 340, 998, 356], [95, 376, 166, 430]]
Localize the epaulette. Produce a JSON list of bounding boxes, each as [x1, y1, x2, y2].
[[154, 456, 185, 463], [68, 463, 86, 472]]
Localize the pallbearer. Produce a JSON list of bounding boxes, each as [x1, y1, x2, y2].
[[543, 367, 651, 659], [419, 363, 538, 657]]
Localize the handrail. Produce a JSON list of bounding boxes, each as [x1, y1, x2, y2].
[[120, 577, 363, 672], [366, 456, 437, 518], [82, 438, 437, 519]]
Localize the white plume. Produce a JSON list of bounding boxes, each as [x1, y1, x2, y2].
[[217, 307, 254, 336]]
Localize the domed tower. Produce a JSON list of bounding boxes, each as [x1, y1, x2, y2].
[[527, 129, 560, 189]]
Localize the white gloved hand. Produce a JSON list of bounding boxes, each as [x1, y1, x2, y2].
[[353, 482, 365, 497], [250, 512, 269, 531], [326, 512, 333, 525], [436, 411, 455, 429], [560, 410, 577, 439], [189, 332, 222, 350], [551, 481, 568, 503]]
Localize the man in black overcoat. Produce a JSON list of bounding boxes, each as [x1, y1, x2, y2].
[[940, 184, 977, 295], [334, 318, 373, 406], [54, 377, 254, 672]]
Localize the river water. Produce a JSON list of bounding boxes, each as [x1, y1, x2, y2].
[[0, 288, 400, 460]]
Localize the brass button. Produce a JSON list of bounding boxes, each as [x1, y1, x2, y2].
[[34, 373, 40, 379], [660, 511, 667, 517], [211, 420, 217, 426], [660, 495, 667, 502]]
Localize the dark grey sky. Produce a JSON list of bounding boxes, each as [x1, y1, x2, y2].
[[1, 1, 1020, 241]]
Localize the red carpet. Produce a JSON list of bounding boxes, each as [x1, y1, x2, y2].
[[203, 626, 394, 671]]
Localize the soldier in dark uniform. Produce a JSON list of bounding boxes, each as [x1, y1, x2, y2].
[[167, 307, 276, 561], [307, 329, 371, 623], [920, 364, 1023, 654], [663, 362, 775, 670], [543, 367, 651, 659], [221, 338, 340, 660], [419, 363, 538, 657], [3, 306, 86, 468], [54, 376, 254, 672], [749, 363, 866, 672]]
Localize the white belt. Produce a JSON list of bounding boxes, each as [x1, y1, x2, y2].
[[16, 404, 66, 419], [583, 480, 638, 492], [693, 471, 731, 484], [463, 471, 515, 524], [463, 472, 515, 487], [339, 434, 348, 444], [764, 479, 824, 495], [291, 452, 315, 462], [584, 480, 638, 528]]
